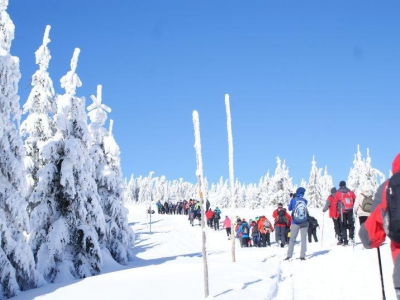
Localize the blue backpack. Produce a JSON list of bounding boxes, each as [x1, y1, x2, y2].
[[292, 198, 308, 224]]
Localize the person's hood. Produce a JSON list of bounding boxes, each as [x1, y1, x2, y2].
[[393, 153, 400, 174]]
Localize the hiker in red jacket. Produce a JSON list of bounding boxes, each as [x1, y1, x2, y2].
[[359, 153, 400, 299], [205, 208, 214, 228], [273, 203, 291, 247], [332, 181, 356, 246], [322, 187, 343, 244]]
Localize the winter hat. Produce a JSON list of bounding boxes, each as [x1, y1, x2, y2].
[[339, 181, 346, 188], [278, 203, 283, 207], [392, 153, 400, 174], [242, 218, 246, 222], [330, 187, 337, 194], [296, 187, 306, 196]]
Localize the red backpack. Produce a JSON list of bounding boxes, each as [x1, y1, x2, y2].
[[338, 191, 354, 212]]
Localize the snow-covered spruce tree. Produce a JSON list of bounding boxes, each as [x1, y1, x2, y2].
[[87, 86, 134, 264], [347, 145, 385, 195], [258, 171, 271, 208], [124, 175, 135, 204], [268, 157, 293, 206], [246, 183, 261, 209], [209, 177, 230, 208], [305, 156, 324, 208], [32, 49, 105, 282], [0, 1, 43, 297], [152, 175, 167, 202], [137, 172, 154, 204], [319, 166, 334, 202], [20, 25, 56, 215]]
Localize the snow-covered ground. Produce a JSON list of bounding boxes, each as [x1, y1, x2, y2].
[[13, 205, 395, 300]]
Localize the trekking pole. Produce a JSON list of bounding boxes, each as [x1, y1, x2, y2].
[[321, 212, 325, 247], [377, 247, 386, 300]]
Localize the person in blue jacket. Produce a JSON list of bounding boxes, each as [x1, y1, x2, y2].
[[236, 218, 250, 247], [285, 187, 309, 261]]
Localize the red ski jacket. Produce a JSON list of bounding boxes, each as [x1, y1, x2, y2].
[[359, 153, 400, 289]]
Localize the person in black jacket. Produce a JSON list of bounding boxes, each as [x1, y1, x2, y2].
[[307, 215, 319, 243]]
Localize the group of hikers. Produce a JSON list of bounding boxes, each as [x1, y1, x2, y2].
[[232, 194, 320, 250], [154, 152, 400, 299], [155, 199, 191, 215]]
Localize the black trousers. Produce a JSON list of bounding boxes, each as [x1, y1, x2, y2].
[[308, 227, 318, 242], [340, 211, 355, 242]]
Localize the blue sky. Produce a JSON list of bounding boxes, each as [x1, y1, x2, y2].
[[8, 1, 400, 186]]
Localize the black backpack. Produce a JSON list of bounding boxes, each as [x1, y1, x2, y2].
[[242, 223, 249, 235], [277, 209, 287, 225], [387, 173, 400, 243]]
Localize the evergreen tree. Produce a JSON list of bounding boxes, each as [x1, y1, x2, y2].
[[347, 145, 385, 194], [32, 49, 105, 282], [258, 171, 271, 208], [306, 156, 324, 208], [87, 85, 134, 264], [20, 25, 56, 215], [319, 166, 334, 202], [268, 157, 293, 206], [0, 1, 43, 297]]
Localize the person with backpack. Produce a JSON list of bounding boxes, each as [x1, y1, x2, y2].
[[273, 203, 291, 247], [205, 208, 214, 228], [250, 220, 261, 247], [354, 186, 373, 226], [333, 181, 356, 246], [285, 187, 309, 261], [213, 209, 221, 230], [258, 215, 274, 247], [322, 187, 343, 245], [359, 153, 400, 299], [307, 215, 319, 243], [236, 218, 250, 247]]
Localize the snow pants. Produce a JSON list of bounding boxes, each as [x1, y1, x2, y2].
[[287, 222, 309, 258], [340, 211, 355, 243], [275, 226, 286, 246]]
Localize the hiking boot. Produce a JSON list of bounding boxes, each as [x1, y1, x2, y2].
[[337, 241, 343, 245], [343, 241, 349, 246], [280, 243, 285, 248], [300, 257, 306, 261], [284, 257, 291, 261]]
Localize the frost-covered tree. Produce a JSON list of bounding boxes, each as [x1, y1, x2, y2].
[[153, 175, 167, 202], [268, 157, 293, 206], [306, 156, 324, 208], [246, 183, 261, 209], [20, 25, 56, 215], [258, 171, 271, 208], [87, 86, 134, 264], [0, 1, 43, 297], [319, 166, 334, 202], [347, 145, 385, 195], [209, 177, 230, 208], [31, 49, 105, 282]]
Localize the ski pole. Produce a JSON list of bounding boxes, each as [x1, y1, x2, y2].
[[377, 247, 386, 300], [321, 212, 325, 247]]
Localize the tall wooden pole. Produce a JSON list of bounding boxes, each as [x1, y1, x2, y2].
[[225, 94, 236, 262], [192, 110, 209, 298]]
